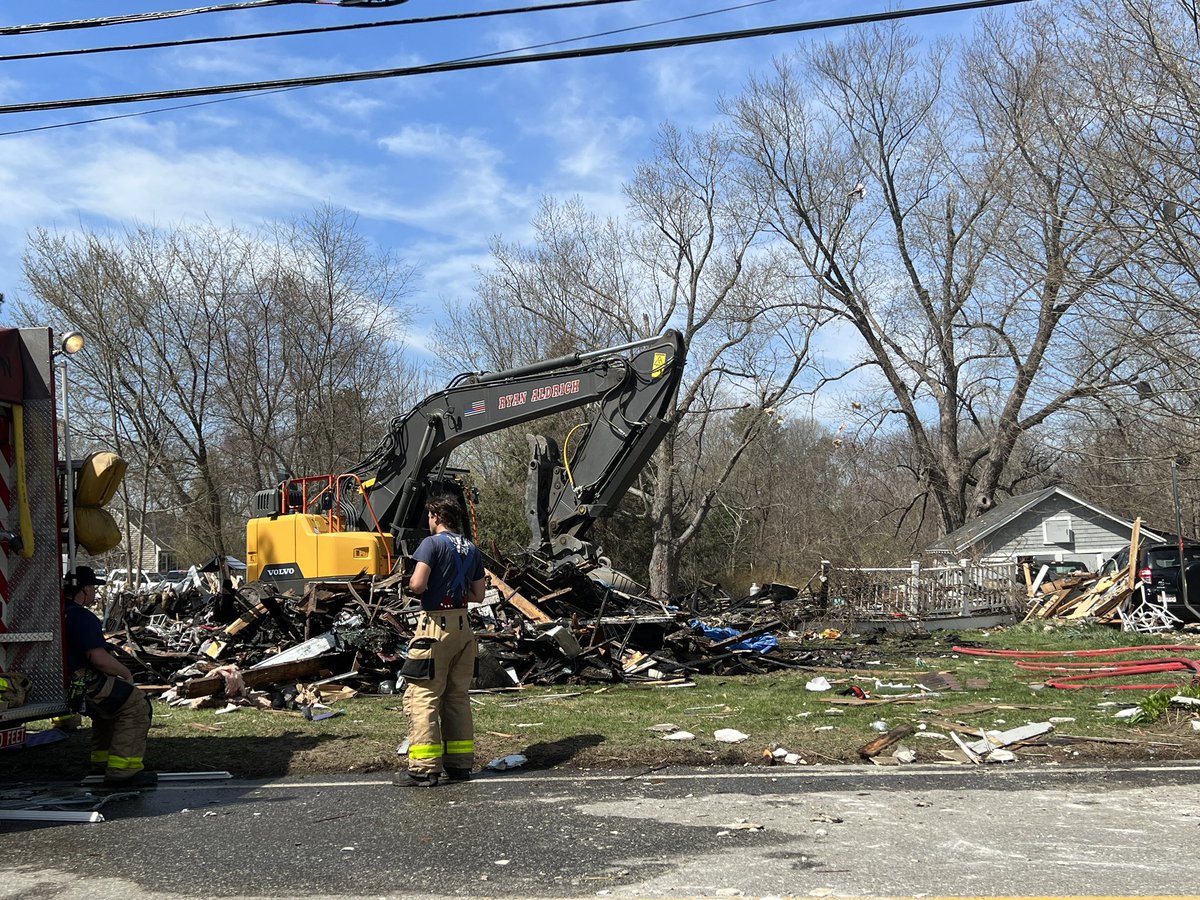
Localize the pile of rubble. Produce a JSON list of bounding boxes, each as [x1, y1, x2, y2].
[[99, 559, 845, 708]]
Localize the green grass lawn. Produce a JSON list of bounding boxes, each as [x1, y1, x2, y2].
[[7, 622, 1200, 780]]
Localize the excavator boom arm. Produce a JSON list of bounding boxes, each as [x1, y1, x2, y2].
[[356, 330, 685, 553]]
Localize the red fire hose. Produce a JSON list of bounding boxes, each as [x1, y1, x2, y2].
[[952, 644, 1200, 690]]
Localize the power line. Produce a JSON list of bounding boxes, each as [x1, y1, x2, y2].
[[0, 0, 642, 64], [0, 0, 1033, 119], [0, 0, 773, 137], [0, 0, 777, 136], [0, 1, 305, 37]]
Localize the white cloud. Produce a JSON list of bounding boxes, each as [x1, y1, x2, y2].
[[379, 124, 500, 164]]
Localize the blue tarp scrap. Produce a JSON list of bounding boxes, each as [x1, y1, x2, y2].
[[689, 619, 778, 654]]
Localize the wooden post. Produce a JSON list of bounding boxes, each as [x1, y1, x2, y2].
[[1127, 517, 1142, 592]]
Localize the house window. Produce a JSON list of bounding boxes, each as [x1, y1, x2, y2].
[[1043, 516, 1073, 545]]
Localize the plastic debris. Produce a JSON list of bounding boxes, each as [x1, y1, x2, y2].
[[486, 753, 528, 771], [719, 820, 764, 831], [984, 748, 1016, 763], [661, 730, 695, 741], [713, 728, 749, 743], [805, 676, 832, 692]]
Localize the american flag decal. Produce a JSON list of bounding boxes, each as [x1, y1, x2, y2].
[[464, 399, 486, 417]]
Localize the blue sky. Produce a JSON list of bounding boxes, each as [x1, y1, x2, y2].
[[0, 1, 993, 351]]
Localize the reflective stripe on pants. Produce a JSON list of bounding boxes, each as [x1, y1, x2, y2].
[[403, 609, 476, 775], [83, 672, 151, 782]]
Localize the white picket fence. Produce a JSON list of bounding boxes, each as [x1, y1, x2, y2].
[[829, 560, 1022, 622]]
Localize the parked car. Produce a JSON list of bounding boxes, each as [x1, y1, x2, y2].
[[102, 568, 157, 597], [1100, 539, 1200, 622]]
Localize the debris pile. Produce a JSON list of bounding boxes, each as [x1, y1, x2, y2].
[[97, 556, 844, 706], [1021, 568, 1133, 623]]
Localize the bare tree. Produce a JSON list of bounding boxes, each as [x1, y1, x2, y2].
[[445, 125, 825, 597], [727, 16, 1145, 536], [19, 208, 416, 564], [1054, 0, 1200, 519]]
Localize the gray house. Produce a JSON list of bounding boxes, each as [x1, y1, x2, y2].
[[94, 511, 180, 575], [928, 486, 1165, 573]]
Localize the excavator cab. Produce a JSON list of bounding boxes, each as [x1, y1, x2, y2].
[[247, 471, 477, 592]]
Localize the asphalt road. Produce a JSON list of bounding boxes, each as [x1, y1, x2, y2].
[[3, 761, 1199, 899]]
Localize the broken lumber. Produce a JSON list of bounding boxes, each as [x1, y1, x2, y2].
[[182, 657, 333, 698], [858, 723, 914, 758], [487, 568, 553, 624]]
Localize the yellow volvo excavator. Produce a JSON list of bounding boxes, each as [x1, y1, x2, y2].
[[246, 331, 685, 592]]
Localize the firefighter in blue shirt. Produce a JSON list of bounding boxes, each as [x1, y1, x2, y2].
[[398, 495, 485, 787], [63, 566, 156, 788]]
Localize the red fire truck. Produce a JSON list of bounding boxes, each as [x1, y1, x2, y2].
[[0, 328, 70, 749]]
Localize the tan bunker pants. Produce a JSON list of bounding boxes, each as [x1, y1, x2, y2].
[[403, 609, 476, 775], [82, 673, 151, 781]]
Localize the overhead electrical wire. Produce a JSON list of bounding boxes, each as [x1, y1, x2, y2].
[[0, 0, 1035, 120], [0, 0, 413, 36], [0, 0, 642, 63], [0, 0, 776, 136], [1, 1, 311, 37]]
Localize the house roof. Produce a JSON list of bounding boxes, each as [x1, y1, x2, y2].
[[928, 485, 1166, 555]]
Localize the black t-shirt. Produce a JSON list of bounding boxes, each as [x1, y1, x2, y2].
[[64, 600, 107, 673], [411, 532, 484, 611]]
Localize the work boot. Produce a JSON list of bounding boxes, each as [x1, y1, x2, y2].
[[394, 772, 440, 788], [104, 770, 158, 789], [444, 767, 472, 782]]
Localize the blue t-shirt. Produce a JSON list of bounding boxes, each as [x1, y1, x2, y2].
[[411, 531, 484, 611], [64, 601, 108, 673]]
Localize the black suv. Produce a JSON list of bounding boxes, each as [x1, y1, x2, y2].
[[1100, 539, 1200, 623]]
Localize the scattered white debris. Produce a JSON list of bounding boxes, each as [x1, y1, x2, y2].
[[1191, 720, 1200, 732], [713, 728, 750, 743], [870, 720, 889, 732], [966, 721, 1055, 754], [783, 753, 803, 765], [661, 730, 695, 741], [495, 860, 510, 866], [984, 749, 1017, 763], [1113, 707, 1141, 720], [1170, 696, 1200, 707], [814, 725, 835, 732], [892, 748, 917, 763], [914, 732, 949, 740], [805, 677, 832, 692], [1048, 717, 1076, 724], [486, 754, 528, 771], [648, 723, 681, 732]]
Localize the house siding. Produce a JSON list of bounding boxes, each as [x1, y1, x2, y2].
[[968, 499, 1146, 571], [93, 518, 177, 574]]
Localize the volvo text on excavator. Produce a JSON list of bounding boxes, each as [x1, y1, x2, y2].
[[246, 331, 685, 592]]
